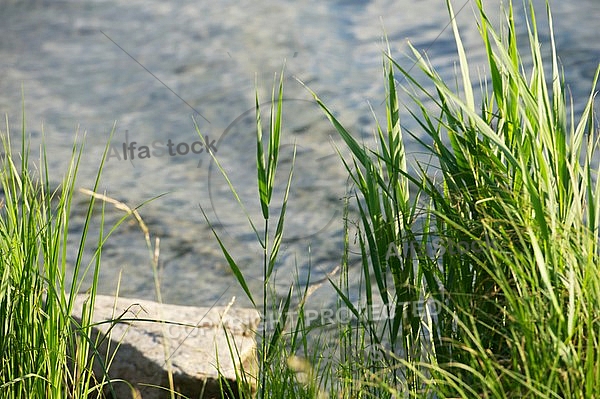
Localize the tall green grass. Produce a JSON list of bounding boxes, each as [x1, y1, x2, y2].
[[312, 0, 600, 397], [0, 116, 119, 398], [197, 71, 328, 398], [205, 0, 600, 398], [415, 0, 600, 396]]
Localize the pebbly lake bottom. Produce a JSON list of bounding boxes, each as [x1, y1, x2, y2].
[[1, 0, 598, 312]]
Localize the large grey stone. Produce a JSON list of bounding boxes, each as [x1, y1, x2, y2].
[[71, 294, 260, 399]]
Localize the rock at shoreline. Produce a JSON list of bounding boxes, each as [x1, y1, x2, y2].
[[71, 294, 260, 399]]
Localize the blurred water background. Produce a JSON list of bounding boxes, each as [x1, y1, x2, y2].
[[0, 0, 598, 309]]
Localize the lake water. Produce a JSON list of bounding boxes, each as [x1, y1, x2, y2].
[[1, 0, 598, 309]]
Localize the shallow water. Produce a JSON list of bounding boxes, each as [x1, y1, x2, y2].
[[1, 0, 598, 309]]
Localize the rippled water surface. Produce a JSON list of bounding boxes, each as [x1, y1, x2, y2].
[[1, 0, 598, 307]]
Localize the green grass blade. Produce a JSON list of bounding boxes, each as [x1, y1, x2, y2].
[[199, 205, 255, 307]]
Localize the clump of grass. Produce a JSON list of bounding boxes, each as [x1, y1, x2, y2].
[[198, 70, 308, 399], [309, 0, 600, 397], [305, 49, 435, 395], [401, 0, 600, 396], [0, 115, 119, 398]]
